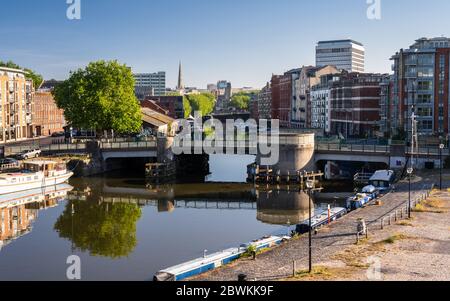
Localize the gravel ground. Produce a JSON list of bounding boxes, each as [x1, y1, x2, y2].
[[190, 172, 448, 281]]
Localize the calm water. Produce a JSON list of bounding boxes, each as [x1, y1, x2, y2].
[[0, 155, 348, 281]]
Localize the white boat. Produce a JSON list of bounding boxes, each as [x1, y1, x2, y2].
[[369, 170, 395, 192], [0, 161, 73, 195]]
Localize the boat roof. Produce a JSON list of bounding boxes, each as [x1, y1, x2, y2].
[[160, 248, 242, 275], [370, 170, 394, 181], [23, 160, 59, 166]]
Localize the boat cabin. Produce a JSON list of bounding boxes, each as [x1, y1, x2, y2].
[[369, 170, 395, 191], [23, 161, 67, 177]]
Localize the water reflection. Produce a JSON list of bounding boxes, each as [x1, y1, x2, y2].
[[54, 200, 141, 258], [0, 184, 73, 252]]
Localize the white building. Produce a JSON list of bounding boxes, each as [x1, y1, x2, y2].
[[133, 72, 166, 96], [316, 39, 365, 73], [310, 74, 340, 133]]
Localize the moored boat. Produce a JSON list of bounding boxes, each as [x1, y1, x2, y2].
[[0, 161, 73, 195], [295, 207, 347, 234], [369, 170, 395, 192], [154, 235, 290, 281]]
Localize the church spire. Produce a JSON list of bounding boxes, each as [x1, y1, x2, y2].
[[177, 61, 184, 90]]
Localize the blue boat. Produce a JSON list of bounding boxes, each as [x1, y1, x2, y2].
[[295, 207, 347, 234], [153, 235, 289, 281]]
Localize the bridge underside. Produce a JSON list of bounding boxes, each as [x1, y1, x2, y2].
[[315, 153, 390, 165]]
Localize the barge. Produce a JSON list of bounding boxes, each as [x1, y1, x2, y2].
[[295, 207, 347, 234], [154, 235, 289, 281]]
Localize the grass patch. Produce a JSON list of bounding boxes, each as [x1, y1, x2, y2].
[[294, 266, 334, 279], [413, 202, 446, 214], [379, 234, 409, 244], [397, 220, 414, 227]]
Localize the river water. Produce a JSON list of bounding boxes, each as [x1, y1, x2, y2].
[[0, 155, 350, 281]]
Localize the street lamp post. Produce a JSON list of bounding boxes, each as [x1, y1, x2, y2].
[[306, 180, 314, 273], [440, 143, 445, 190], [407, 167, 413, 219]]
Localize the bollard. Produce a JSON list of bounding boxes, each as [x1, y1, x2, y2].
[[238, 274, 248, 282], [293, 261, 296, 277], [395, 211, 397, 222], [381, 218, 384, 230]]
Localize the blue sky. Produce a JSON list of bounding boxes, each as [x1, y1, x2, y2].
[[1, 0, 449, 88]]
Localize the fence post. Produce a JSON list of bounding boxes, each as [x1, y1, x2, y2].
[[293, 261, 296, 277], [381, 218, 384, 230]]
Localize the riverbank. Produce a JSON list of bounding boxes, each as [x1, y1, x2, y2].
[[189, 172, 445, 281]]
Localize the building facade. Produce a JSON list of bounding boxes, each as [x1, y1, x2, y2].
[[271, 73, 293, 128], [258, 82, 272, 120], [145, 95, 184, 119], [0, 67, 34, 143], [330, 72, 384, 138], [390, 37, 450, 140], [379, 75, 394, 138], [310, 74, 339, 133], [291, 65, 340, 128], [316, 39, 365, 73], [134, 72, 166, 97], [33, 91, 66, 136]]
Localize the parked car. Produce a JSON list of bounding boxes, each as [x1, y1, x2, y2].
[[51, 131, 65, 138], [18, 149, 42, 160], [0, 158, 19, 166]]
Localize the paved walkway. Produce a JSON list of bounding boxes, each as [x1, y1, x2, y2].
[[190, 174, 435, 281]]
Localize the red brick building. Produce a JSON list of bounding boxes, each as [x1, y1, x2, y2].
[[330, 72, 385, 138], [271, 73, 293, 128], [144, 96, 184, 119], [33, 91, 66, 136]]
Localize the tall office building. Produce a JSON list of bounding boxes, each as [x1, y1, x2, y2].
[[0, 67, 34, 143], [133, 71, 166, 96], [316, 39, 365, 73], [390, 37, 450, 140]]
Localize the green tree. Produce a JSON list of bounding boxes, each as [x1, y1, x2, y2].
[[54, 200, 142, 258], [53, 60, 142, 134], [185, 93, 216, 116], [0, 60, 43, 89], [230, 91, 259, 110], [183, 96, 192, 118]]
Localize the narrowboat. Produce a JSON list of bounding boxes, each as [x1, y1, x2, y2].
[[295, 207, 347, 234], [369, 170, 395, 192], [346, 193, 372, 210], [154, 235, 289, 281], [0, 161, 73, 195]]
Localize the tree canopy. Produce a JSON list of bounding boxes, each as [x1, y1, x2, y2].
[[54, 200, 142, 258], [53, 60, 143, 133], [184, 93, 216, 117], [230, 91, 258, 110], [0, 60, 43, 89]]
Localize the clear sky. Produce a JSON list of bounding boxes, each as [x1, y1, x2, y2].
[[1, 0, 449, 89]]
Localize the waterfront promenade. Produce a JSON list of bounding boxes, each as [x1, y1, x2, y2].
[[190, 171, 442, 281]]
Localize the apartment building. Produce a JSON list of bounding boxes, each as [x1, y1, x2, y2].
[[310, 74, 340, 133], [33, 91, 66, 136], [257, 82, 272, 120], [330, 72, 385, 138], [390, 37, 450, 140], [291, 65, 340, 128], [271, 73, 294, 128], [0, 67, 34, 143]]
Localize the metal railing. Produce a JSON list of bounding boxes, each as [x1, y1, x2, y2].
[[370, 184, 435, 230], [100, 141, 157, 149], [316, 143, 390, 153]]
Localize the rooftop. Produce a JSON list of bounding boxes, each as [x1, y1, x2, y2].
[[317, 39, 364, 47]]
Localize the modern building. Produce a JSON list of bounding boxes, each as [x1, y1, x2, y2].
[[310, 73, 340, 133], [258, 82, 272, 120], [134, 71, 166, 97], [33, 91, 66, 136], [316, 39, 365, 73], [0, 67, 34, 143], [329, 72, 385, 138], [390, 37, 450, 141], [291, 65, 340, 128]]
